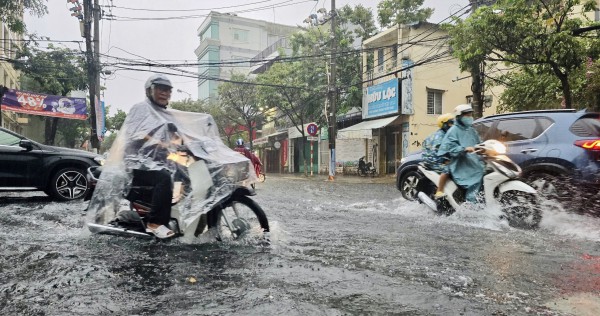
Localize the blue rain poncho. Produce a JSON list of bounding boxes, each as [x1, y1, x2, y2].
[[437, 122, 484, 202], [422, 129, 449, 174]]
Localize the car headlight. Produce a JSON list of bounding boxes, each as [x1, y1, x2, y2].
[[400, 157, 407, 164], [94, 156, 105, 166]]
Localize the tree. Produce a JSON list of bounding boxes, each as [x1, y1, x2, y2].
[[0, 0, 47, 33], [218, 73, 262, 150], [99, 107, 127, 153], [257, 62, 323, 176], [377, 0, 434, 29], [15, 44, 88, 145], [447, 0, 600, 110], [290, 4, 378, 115]]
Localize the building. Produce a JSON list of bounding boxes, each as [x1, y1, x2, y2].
[[0, 19, 25, 133], [336, 22, 501, 176], [195, 12, 299, 102]]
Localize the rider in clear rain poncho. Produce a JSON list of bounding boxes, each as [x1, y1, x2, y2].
[[437, 104, 485, 203], [86, 74, 256, 238]]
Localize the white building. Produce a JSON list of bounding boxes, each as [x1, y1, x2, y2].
[[195, 12, 299, 102]]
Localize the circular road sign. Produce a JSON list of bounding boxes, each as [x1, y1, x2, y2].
[[307, 123, 318, 136]]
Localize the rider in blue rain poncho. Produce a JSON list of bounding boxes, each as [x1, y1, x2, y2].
[[437, 104, 485, 203]]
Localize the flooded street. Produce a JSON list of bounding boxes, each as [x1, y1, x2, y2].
[[1, 176, 600, 315]]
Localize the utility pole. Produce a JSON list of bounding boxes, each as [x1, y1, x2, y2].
[[469, 0, 483, 119], [93, 0, 102, 147], [83, 0, 99, 150], [327, 0, 337, 181]]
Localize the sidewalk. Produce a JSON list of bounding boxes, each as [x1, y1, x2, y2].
[[265, 173, 396, 184]]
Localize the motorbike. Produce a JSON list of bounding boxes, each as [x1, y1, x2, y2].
[[85, 110, 269, 243], [415, 140, 542, 229], [357, 156, 377, 177]]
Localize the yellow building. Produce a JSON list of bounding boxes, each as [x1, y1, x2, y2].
[[0, 19, 25, 133], [337, 22, 500, 175]]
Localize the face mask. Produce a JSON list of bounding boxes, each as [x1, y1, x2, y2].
[[461, 117, 474, 127]]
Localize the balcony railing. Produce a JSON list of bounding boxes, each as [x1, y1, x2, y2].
[[250, 37, 289, 66]]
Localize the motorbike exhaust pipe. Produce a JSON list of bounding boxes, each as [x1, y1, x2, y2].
[[417, 192, 438, 211]]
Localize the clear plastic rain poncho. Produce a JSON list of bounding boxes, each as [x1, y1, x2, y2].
[[86, 98, 256, 230]]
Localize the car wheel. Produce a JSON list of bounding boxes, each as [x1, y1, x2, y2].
[[399, 170, 423, 201], [48, 167, 89, 201], [525, 172, 569, 200]]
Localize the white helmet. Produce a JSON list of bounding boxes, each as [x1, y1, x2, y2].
[[453, 104, 474, 117], [144, 74, 173, 90]]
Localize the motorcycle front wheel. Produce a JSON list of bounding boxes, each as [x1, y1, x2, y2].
[[211, 195, 270, 243], [500, 191, 542, 229]]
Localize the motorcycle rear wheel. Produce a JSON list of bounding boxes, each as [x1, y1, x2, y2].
[[500, 191, 542, 229], [211, 195, 270, 243]]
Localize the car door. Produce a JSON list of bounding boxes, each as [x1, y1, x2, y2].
[[490, 117, 549, 165], [0, 129, 44, 187]]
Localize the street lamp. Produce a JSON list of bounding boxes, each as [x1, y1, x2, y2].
[[176, 89, 192, 99]]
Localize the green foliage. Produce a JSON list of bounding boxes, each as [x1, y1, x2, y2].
[[338, 4, 378, 40], [218, 73, 262, 149], [105, 107, 126, 132], [15, 44, 87, 145], [447, 0, 600, 110], [377, 0, 434, 29], [0, 0, 47, 33]]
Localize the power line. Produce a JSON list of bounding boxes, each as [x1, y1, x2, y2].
[[102, 0, 278, 12], [104, 0, 313, 21]]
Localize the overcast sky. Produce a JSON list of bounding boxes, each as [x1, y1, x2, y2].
[[25, 0, 468, 114]]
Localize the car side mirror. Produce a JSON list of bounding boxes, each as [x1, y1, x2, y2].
[[19, 139, 33, 151]]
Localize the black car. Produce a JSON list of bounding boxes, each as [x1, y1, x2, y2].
[[0, 127, 104, 201], [397, 109, 600, 211]]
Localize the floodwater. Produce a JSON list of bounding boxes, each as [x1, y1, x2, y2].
[[1, 176, 599, 315]]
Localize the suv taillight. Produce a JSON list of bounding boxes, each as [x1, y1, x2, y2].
[[574, 139, 600, 151]]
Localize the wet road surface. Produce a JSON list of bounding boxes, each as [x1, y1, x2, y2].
[[1, 176, 600, 315]]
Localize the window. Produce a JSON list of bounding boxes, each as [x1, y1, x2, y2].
[[570, 114, 600, 137], [427, 89, 443, 115], [377, 48, 384, 72], [233, 29, 249, 42], [391, 44, 398, 67], [494, 118, 542, 142], [473, 120, 495, 141], [0, 130, 21, 146]]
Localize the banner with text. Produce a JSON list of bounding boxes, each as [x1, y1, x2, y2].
[[0, 89, 88, 120], [363, 78, 398, 119]]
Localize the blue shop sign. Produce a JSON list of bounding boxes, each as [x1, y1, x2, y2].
[[364, 78, 399, 119]]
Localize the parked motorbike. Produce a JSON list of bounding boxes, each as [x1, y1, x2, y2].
[[415, 140, 542, 229], [357, 156, 377, 177]]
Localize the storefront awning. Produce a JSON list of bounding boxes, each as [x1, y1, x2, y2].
[[254, 131, 287, 146], [338, 115, 399, 139]]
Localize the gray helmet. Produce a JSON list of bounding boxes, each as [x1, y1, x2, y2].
[[144, 74, 173, 90]]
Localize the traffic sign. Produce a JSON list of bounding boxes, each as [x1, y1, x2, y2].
[[307, 123, 318, 136], [307, 136, 319, 141]]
